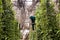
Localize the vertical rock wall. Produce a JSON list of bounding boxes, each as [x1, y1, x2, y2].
[[11, 0, 39, 40]]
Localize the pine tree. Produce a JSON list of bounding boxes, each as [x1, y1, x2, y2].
[[46, 0, 59, 40], [0, 0, 3, 39], [55, 0, 60, 40], [1, 0, 20, 40], [35, 0, 60, 40], [35, 0, 48, 40]]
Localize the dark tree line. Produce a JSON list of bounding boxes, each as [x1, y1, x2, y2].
[[0, 0, 20, 40]]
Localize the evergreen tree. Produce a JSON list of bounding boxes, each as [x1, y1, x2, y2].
[[55, 0, 60, 40], [46, 0, 60, 40], [35, 0, 60, 40], [1, 0, 20, 40], [35, 0, 48, 40], [0, 0, 3, 39]]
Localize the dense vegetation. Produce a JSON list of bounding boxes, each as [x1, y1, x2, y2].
[[35, 0, 60, 40], [0, 0, 3, 39], [0, 0, 20, 40], [0, 0, 60, 40]]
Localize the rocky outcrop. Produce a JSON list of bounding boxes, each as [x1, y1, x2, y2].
[[11, 0, 39, 40]]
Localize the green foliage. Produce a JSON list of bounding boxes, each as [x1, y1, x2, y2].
[[46, 0, 60, 40], [35, 0, 48, 40], [35, 0, 60, 40], [0, 0, 20, 40], [29, 28, 37, 40], [0, 0, 3, 39], [59, 0, 60, 11]]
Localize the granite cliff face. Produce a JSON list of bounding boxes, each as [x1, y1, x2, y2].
[[11, 0, 39, 40], [11, 0, 39, 29]]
